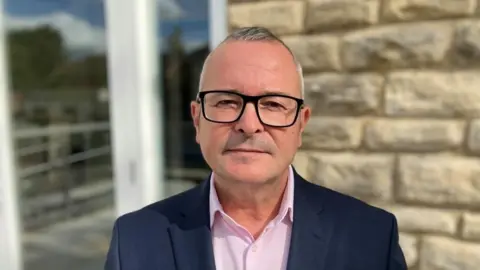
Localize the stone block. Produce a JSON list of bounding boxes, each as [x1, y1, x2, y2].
[[387, 206, 459, 234], [305, 0, 379, 31], [399, 233, 419, 268], [229, 1, 306, 35], [467, 119, 480, 154], [302, 117, 363, 150], [292, 151, 311, 179], [303, 73, 383, 115], [420, 236, 480, 270], [310, 153, 394, 200], [364, 119, 465, 151], [342, 22, 453, 70], [385, 71, 480, 117], [282, 35, 341, 72], [454, 20, 480, 66], [462, 212, 480, 241], [398, 155, 480, 206], [382, 0, 476, 21]]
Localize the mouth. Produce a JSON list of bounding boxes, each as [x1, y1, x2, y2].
[[224, 148, 269, 154]]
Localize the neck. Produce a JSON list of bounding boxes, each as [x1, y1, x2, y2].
[[213, 168, 290, 238]]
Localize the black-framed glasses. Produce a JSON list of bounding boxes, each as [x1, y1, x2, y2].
[[196, 90, 304, 128]]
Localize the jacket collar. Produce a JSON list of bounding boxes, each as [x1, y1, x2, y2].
[[168, 167, 333, 270]]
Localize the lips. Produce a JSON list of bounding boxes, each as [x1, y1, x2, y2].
[[225, 148, 267, 154]]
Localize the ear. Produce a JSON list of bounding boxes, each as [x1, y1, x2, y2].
[[297, 105, 311, 148], [191, 101, 201, 144]]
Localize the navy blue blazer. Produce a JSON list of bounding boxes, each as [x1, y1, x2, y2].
[[105, 169, 407, 270]]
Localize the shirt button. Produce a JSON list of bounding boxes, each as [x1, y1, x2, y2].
[[251, 245, 257, 252]]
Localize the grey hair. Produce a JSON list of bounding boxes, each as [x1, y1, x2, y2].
[[198, 26, 305, 98]]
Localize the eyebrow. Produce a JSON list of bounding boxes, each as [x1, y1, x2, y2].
[[258, 89, 289, 96], [210, 88, 290, 96]]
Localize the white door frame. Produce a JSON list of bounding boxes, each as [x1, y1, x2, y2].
[[209, 0, 229, 50], [105, 0, 164, 217], [0, 0, 23, 268], [105, 0, 228, 217]]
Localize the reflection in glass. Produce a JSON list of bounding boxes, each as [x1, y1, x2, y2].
[[4, 0, 113, 269], [160, 0, 212, 193]]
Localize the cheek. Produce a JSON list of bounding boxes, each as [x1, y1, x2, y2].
[[270, 128, 301, 152], [198, 122, 212, 146], [198, 122, 228, 150]]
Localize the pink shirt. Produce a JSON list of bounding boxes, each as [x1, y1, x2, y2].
[[209, 166, 295, 270]]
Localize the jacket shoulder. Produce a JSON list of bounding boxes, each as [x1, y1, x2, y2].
[[114, 183, 203, 229], [105, 185, 203, 270]]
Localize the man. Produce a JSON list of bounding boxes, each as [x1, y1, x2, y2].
[[105, 26, 407, 270]]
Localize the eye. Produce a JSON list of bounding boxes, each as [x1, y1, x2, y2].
[[264, 101, 283, 107], [260, 100, 286, 110], [218, 100, 236, 104], [215, 99, 240, 107]]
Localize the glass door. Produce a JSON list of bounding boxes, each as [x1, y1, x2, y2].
[[1, 0, 115, 269], [160, 0, 228, 196], [0, 0, 228, 269]]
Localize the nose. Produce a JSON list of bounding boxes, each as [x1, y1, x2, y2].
[[234, 103, 264, 135]]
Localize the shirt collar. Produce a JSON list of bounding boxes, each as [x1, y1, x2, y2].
[[209, 165, 295, 228]]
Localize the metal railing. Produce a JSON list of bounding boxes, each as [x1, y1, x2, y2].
[[12, 120, 211, 229], [16, 122, 111, 178], [13, 122, 114, 230]]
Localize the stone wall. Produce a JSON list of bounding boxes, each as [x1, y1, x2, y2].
[[229, 0, 480, 269]]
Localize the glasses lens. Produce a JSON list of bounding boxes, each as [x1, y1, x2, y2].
[[201, 92, 300, 126], [258, 96, 299, 126], [203, 92, 244, 122]]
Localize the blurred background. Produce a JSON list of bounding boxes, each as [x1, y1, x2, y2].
[[0, 0, 479, 270]]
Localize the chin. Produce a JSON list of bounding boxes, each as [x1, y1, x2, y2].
[[220, 160, 275, 184]]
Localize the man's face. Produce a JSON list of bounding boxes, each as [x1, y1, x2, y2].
[[191, 41, 311, 184]]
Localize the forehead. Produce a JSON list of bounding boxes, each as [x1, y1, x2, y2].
[[201, 41, 301, 97]]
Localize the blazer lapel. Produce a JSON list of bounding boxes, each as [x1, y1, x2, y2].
[[168, 179, 216, 270], [286, 172, 334, 270]]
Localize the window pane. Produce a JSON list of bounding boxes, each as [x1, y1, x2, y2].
[[3, 0, 114, 269], [161, 0, 211, 195]]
